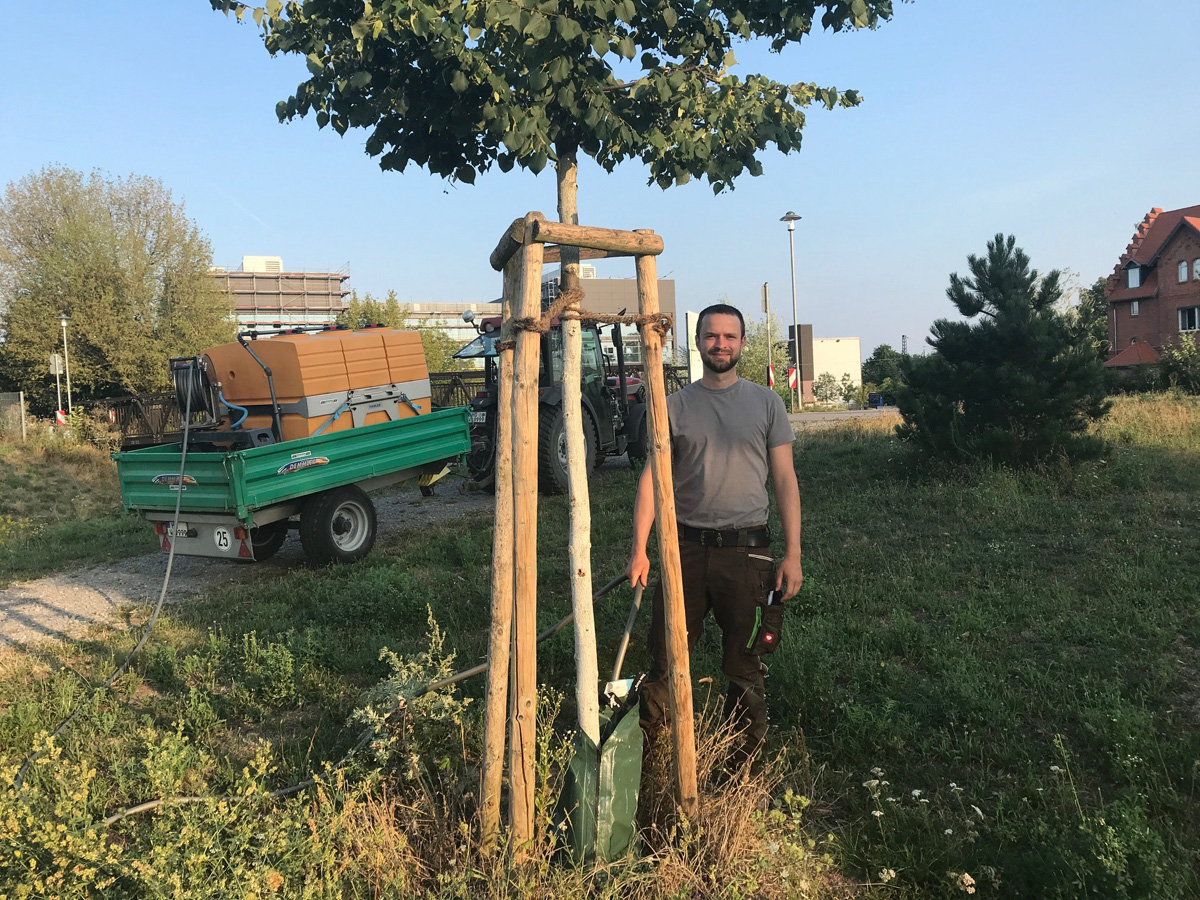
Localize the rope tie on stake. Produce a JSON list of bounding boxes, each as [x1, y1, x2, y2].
[[500, 286, 673, 350]]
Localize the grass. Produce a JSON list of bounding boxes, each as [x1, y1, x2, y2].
[[0, 437, 154, 587], [1, 393, 1199, 897]]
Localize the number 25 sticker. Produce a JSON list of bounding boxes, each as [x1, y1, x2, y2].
[[214, 528, 231, 550]]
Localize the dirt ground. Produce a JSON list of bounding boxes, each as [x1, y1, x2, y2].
[[0, 481, 494, 651]]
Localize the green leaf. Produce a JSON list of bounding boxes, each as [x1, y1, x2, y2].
[[317, 110, 330, 128], [556, 17, 582, 41], [614, 0, 635, 21], [252, 6, 263, 25], [306, 53, 324, 76], [266, 0, 282, 17], [616, 36, 635, 59], [275, 100, 288, 120], [528, 69, 549, 91], [451, 70, 469, 93], [850, 0, 869, 28], [661, 7, 677, 28], [349, 71, 372, 88], [456, 165, 476, 184], [468, 24, 483, 40]]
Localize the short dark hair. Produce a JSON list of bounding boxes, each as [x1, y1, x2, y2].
[[696, 303, 745, 339]]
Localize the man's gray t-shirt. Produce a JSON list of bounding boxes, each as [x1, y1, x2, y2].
[[666, 378, 795, 530]]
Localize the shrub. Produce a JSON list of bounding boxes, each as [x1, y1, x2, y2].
[[1159, 333, 1200, 393], [896, 234, 1110, 464]]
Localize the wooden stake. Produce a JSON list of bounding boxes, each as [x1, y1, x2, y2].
[[508, 212, 544, 854], [530, 219, 665, 257], [557, 151, 601, 751], [480, 258, 519, 853], [634, 242, 698, 819]]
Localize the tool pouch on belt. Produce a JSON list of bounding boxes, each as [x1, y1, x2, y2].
[[747, 590, 784, 655]]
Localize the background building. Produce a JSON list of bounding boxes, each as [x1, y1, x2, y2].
[[1104, 204, 1200, 369], [212, 256, 349, 328], [402, 300, 498, 348], [541, 265, 678, 363]]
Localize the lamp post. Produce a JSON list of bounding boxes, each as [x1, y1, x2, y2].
[[57, 313, 72, 415], [780, 211, 802, 410]]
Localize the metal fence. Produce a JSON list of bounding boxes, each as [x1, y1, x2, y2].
[[429, 371, 487, 409], [106, 393, 183, 450], [0, 392, 27, 441]]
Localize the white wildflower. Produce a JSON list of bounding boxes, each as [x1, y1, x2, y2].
[[863, 779, 880, 789], [878, 868, 896, 884], [1049, 765, 1063, 774], [957, 872, 976, 894], [871, 766, 885, 777], [972, 804, 984, 820], [872, 809, 884, 818], [945, 828, 954, 835], [911, 789, 923, 799]]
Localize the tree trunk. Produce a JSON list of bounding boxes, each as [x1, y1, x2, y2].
[[556, 145, 601, 751]]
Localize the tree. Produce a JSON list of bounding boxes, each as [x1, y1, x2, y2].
[[862, 343, 903, 387], [0, 167, 234, 411], [738, 312, 788, 391], [813, 371, 839, 403], [838, 372, 856, 403], [895, 234, 1110, 464], [1073, 277, 1111, 364], [1160, 334, 1200, 394], [211, 0, 898, 294]]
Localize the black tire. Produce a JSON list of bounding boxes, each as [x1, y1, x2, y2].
[[464, 420, 497, 492], [538, 406, 596, 495], [627, 408, 650, 466], [300, 485, 377, 564], [248, 520, 288, 562]]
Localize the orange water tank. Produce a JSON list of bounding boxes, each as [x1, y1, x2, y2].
[[202, 328, 430, 443]]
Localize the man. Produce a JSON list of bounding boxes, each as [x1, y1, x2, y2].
[[627, 303, 803, 767]]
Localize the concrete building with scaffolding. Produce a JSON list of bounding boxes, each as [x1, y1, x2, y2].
[[211, 256, 349, 328]]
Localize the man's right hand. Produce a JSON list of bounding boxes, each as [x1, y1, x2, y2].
[[628, 549, 651, 588]]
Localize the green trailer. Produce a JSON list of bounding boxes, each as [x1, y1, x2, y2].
[[112, 407, 471, 564]]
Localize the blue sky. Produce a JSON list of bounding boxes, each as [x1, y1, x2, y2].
[[3, 1, 1197, 359]]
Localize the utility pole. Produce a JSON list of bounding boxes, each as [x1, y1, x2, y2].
[[780, 211, 802, 410], [761, 282, 772, 386], [57, 314, 73, 414]]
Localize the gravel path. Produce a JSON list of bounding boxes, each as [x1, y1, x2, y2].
[[0, 481, 494, 651]]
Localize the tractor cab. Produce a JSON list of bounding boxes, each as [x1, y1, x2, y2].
[[452, 308, 648, 493]]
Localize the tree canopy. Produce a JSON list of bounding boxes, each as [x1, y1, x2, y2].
[[0, 167, 234, 411], [895, 234, 1110, 464], [211, 0, 897, 194]]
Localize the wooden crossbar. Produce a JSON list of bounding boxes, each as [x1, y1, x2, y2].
[[489, 215, 665, 272]]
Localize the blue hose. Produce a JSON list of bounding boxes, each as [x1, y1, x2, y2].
[[219, 392, 249, 428]]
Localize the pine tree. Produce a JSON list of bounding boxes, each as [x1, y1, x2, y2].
[[896, 234, 1110, 464]]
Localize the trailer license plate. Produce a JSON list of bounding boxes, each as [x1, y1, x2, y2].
[[469, 410, 487, 424]]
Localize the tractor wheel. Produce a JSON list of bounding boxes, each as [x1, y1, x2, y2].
[[248, 521, 289, 562], [538, 407, 596, 495], [627, 414, 650, 467], [464, 421, 497, 492], [300, 485, 377, 565]]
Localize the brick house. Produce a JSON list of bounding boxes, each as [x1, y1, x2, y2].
[[1104, 204, 1200, 368]]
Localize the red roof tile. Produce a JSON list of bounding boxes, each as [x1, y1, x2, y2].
[[1106, 205, 1200, 301], [1104, 341, 1161, 367]]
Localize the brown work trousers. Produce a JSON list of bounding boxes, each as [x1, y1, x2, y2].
[[639, 539, 776, 767]]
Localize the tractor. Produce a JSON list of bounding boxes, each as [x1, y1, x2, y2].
[[453, 310, 649, 493]]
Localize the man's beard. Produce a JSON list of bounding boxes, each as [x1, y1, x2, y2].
[[700, 346, 740, 374]]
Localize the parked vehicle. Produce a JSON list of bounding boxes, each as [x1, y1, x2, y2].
[[112, 325, 470, 564], [452, 312, 649, 493]]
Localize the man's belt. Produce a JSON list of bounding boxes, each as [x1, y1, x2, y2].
[[678, 524, 771, 548]]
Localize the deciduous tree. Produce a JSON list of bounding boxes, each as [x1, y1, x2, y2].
[[0, 167, 234, 411]]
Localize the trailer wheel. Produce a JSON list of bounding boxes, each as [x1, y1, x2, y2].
[[300, 486, 377, 564], [248, 521, 289, 562]]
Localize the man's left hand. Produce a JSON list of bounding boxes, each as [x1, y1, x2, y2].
[[775, 552, 803, 601]]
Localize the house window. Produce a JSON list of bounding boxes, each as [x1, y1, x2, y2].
[[1127, 266, 1141, 289], [1195, 259, 1200, 281], [1130, 301, 1139, 317], [1180, 260, 1189, 283], [1181, 306, 1199, 332]]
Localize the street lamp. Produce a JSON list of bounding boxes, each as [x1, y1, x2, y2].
[[57, 313, 72, 415], [780, 211, 802, 411]]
